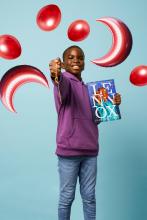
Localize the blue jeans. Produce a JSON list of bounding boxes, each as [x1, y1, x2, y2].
[[58, 156, 97, 220]]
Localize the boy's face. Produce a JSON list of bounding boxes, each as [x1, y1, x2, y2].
[[62, 47, 85, 78]]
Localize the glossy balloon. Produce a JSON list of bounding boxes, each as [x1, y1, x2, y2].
[[68, 19, 90, 41], [36, 4, 61, 31], [0, 65, 49, 113], [130, 65, 147, 86], [92, 17, 132, 67], [0, 35, 21, 59]]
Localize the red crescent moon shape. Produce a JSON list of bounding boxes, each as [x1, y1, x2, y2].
[[0, 65, 49, 113], [92, 17, 133, 67]]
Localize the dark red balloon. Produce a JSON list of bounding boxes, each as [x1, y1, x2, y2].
[[130, 65, 147, 86], [68, 19, 90, 41], [0, 35, 21, 60], [36, 4, 61, 31]]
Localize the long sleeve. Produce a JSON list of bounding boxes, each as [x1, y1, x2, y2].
[[58, 74, 71, 103], [51, 73, 71, 110]]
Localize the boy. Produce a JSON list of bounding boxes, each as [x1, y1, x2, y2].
[[49, 45, 121, 220]]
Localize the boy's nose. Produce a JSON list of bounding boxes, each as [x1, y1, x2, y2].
[[73, 58, 80, 63]]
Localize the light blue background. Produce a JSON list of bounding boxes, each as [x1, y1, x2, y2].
[[0, 0, 147, 219]]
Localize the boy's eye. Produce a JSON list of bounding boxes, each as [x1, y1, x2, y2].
[[68, 56, 73, 59], [68, 56, 84, 60], [79, 56, 84, 60]]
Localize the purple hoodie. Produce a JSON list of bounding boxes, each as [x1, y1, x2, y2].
[[52, 71, 99, 156]]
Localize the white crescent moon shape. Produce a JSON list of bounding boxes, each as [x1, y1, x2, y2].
[[92, 17, 132, 67], [0, 65, 49, 113]]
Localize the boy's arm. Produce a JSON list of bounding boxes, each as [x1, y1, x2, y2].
[[49, 58, 61, 85], [49, 58, 71, 103]]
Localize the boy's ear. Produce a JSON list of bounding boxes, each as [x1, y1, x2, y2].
[[61, 62, 65, 69]]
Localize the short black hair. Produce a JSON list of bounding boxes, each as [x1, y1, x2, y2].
[[62, 45, 85, 61]]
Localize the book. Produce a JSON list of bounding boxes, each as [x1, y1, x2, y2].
[[86, 79, 121, 123]]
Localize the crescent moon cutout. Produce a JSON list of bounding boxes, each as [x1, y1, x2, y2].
[[0, 65, 49, 113], [92, 17, 133, 67]]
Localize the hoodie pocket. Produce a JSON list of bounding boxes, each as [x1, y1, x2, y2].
[[57, 117, 76, 146], [68, 118, 98, 150]]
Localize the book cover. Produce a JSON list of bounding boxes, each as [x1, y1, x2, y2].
[[86, 79, 121, 123]]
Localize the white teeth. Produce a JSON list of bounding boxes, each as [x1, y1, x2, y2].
[[72, 66, 80, 69]]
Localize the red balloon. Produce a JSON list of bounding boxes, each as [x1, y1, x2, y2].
[[36, 4, 61, 31], [130, 65, 147, 86], [0, 65, 49, 113], [68, 20, 90, 41], [0, 35, 21, 60]]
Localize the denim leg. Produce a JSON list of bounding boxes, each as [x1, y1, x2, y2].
[[58, 156, 81, 220], [79, 156, 97, 220]]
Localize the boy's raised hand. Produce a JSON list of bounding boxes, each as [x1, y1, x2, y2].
[[113, 93, 121, 105], [49, 57, 62, 78]]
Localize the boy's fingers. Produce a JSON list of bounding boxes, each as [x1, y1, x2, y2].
[[55, 57, 61, 64], [114, 94, 121, 100], [49, 57, 61, 65], [49, 58, 62, 78], [115, 93, 120, 96]]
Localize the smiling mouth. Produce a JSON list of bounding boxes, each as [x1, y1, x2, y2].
[[72, 65, 80, 70]]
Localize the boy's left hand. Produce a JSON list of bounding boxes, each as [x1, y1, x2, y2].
[[113, 93, 121, 105]]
